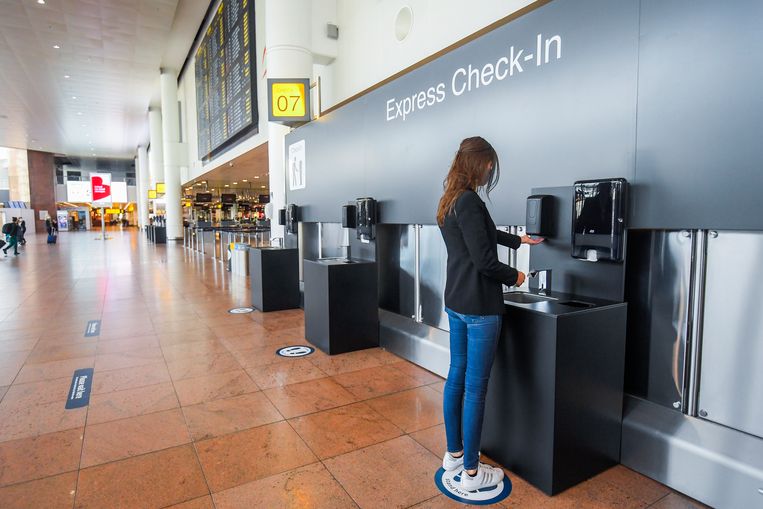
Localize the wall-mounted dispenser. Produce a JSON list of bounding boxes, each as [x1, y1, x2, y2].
[[571, 178, 628, 262], [356, 197, 377, 241], [285, 204, 299, 235], [277, 208, 286, 226], [526, 195, 553, 237], [342, 204, 357, 229]]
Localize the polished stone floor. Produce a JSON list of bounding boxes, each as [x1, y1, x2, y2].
[[0, 229, 707, 508]]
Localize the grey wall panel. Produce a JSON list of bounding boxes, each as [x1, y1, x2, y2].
[[285, 98, 369, 222], [286, 0, 639, 226], [632, 0, 763, 229]]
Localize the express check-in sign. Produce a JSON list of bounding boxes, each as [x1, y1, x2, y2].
[[268, 78, 311, 123]]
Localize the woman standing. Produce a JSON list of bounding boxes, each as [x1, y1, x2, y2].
[[437, 136, 543, 491]]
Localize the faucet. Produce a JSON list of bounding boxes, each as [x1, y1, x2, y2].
[[529, 269, 552, 294]]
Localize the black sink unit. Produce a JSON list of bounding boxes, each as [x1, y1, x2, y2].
[[249, 247, 300, 312], [482, 289, 627, 495], [304, 258, 379, 355]]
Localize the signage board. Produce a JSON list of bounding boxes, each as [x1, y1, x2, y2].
[[66, 181, 92, 202], [111, 181, 128, 203], [148, 189, 157, 199], [268, 78, 311, 123], [156, 182, 165, 194], [90, 173, 112, 205]]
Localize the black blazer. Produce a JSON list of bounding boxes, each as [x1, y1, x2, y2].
[[440, 190, 521, 316]]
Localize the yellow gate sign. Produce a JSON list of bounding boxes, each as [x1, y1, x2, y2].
[[268, 78, 311, 123]]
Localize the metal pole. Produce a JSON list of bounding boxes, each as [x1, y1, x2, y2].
[[101, 207, 106, 240], [686, 230, 708, 416], [414, 224, 422, 322]]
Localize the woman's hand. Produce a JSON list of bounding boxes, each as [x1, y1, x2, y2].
[[515, 271, 526, 287], [521, 235, 545, 245]]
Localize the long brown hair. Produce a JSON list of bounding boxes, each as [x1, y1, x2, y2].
[[436, 136, 500, 225]]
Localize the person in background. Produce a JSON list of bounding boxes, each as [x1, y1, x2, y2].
[[3, 217, 20, 256], [17, 218, 26, 245], [436, 136, 543, 491], [45, 216, 53, 236]]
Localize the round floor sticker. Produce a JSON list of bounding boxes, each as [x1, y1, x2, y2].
[[434, 468, 512, 505], [276, 346, 315, 358], [228, 307, 254, 314]]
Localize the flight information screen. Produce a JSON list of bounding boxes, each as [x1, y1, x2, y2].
[[195, 0, 258, 160]]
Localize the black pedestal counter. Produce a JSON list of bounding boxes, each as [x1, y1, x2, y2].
[[147, 225, 166, 244], [249, 247, 300, 312], [304, 258, 379, 355], [481, 289, 627, 495]]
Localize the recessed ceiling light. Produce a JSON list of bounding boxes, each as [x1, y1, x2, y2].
[[242, 179, 247, 182], [72, 96, 77, 100], [64, 74, 70, 79], [254, 176, 260, 179], [53, 44, 60, 49], [261, 185, 266, 188], [37, 0, 45, 4], [233, 182, 238, 185], [224, 184, 229, 187]]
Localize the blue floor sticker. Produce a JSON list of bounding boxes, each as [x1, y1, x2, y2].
[[434, 467, 512, 505], [276, 346, 315, 358], [65, 368, 94, 409], [84, 319, 101, 337]]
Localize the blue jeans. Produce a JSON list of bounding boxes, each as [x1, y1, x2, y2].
[[443, 307, 502, 470]]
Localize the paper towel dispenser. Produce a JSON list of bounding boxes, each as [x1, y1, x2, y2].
[[356, 197, 377, 241], [284, 204, 299, 235], [571, 178, 628, 262]]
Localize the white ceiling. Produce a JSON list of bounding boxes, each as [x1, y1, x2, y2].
[[0, 0, 209, 159]]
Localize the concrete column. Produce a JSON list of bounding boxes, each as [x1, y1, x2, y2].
[[265, 0, 313, 239], [136, 145, 149, 229], [148, 108, 164, 189], [160, 69, 183, 240]]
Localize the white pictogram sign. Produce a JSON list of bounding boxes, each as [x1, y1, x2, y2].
[[276, 346, 315, 358], [228, 307, 255, 314]]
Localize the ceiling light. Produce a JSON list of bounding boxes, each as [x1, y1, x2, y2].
[[77, 112, 83, 116], [64, 74, 70, 79], [254, 176, 260, 179], [233, 182, 238, 185], [261, 185, 266, 188], [224, 184, 229, 187], [38, 0, 45, 4], [242, 179, 247, 182], [72, 96, 77, 100], [201, 181, 206, 184], [53, 44, 60, 49]]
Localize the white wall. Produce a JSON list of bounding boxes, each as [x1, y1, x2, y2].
[[177, 0, 270, 185], [324, 0, 534, 109]]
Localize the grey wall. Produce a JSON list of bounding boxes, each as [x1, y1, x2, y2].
[[285, 0, 763, 231], [631, 0, 763, 229]]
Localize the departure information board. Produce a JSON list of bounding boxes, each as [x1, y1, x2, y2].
[[195, 0, 258, 160]]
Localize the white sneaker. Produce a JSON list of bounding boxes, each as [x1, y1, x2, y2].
[[442, 451, 480, 471], [442, 452, 464, 471], [460, 463, 505, 491]]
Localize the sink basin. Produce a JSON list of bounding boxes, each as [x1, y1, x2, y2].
[[558, 300, 595, 308], [504, 293, 558, 304]]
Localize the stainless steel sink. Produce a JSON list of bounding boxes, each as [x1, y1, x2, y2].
[[504, 293, 558, 304]]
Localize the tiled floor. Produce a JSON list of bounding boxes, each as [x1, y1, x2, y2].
[[0, 229, 710, 508]]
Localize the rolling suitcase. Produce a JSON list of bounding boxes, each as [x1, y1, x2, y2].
[[47, 233, 57, 244]]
